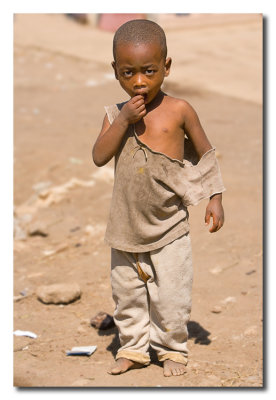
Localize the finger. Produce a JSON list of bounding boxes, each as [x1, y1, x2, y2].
[[139, 109, 147, 117], [132, 100, 145, 111], [137, 103, 146, 112], [217, 218, 224, 231], [132, 95, 144, 103], [209, 215, 219, 233], [205, 209, 211, 225]]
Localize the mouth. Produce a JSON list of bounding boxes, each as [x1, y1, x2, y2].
[[135, 92, 148, 102]]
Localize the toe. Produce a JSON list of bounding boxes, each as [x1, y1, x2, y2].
[[108, 366, 121, 375], [172, 368, 180, 376], [163, 367, 172, 377]]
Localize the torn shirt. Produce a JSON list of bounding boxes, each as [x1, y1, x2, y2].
[[103, 102, 225, 252]]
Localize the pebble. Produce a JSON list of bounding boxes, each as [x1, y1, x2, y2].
[[246, 269, 256, 275], [222, 296, 237, 305], [20, 289, 28, 296], [36, 283, 81, 305], [209, 266, 223, 275], [211, 306, 222, 314], [42, 243, 69, 257], [28, 221, 48, 237], [90, 311, 115, 330]]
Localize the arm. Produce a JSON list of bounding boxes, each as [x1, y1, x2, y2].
[[183, 102, 225, 233], [182, 101, 212, 158], [92, 95, 146, 167]]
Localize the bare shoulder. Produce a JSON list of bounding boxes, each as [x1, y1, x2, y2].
[[163, 95, 197, 121], [166, 95, 195, 114]]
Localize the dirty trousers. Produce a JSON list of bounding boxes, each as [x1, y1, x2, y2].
[[111, 233, 193, 365]]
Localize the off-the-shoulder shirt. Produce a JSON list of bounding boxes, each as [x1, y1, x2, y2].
[[103, 102, 225, 252]]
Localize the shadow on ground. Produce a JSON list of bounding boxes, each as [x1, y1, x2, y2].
[[97, 320, 211, 366]]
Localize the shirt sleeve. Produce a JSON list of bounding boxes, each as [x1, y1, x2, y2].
[[104, 104, 120, 124], [181, 148, 226, 206]]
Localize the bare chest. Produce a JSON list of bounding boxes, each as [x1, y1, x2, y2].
[[134, 113, 185, 161]]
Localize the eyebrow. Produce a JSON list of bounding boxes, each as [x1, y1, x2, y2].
[[142, 64, 158, 68], [119, 63, 158, 70]]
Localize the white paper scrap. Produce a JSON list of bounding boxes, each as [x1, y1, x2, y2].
[[66, 345, 97, 356], [13, 330, 37, 339]]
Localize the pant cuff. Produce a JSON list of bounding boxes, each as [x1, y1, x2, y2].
[[158, 352, 188, 365], [116, 350, 151, 365]]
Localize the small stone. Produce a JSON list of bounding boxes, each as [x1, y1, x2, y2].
[[36, 283, 81, 305], [211, 305, 222, 314], [222, 296, 236, 305], [209, 266, 223, 275], [90, 311, 115, 330], [20, 289, 28, 296], [28, 221, 48, 237], [246, 269, 256, 275], [42, 243, 68, 257]]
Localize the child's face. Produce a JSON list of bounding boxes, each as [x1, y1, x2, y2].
[[112, 41, 171, 104]]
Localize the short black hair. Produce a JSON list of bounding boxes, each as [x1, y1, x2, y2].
[[113, 19, 167, 60]]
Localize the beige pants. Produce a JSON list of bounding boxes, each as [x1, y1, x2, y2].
[[111, 233, 193, 365]]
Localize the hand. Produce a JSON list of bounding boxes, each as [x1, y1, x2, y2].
[[205, 194, 225, 233], [120, 95, 147, 124]]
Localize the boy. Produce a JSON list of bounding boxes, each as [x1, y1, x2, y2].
[[92, 19, 225, 377]]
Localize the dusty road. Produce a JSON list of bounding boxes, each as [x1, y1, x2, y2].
[[13, 13, 262, 387]]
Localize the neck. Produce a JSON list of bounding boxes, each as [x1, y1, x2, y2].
[[146, 90, 165, 112]]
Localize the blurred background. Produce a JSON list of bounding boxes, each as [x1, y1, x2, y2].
[[13, 13, 263, 387]]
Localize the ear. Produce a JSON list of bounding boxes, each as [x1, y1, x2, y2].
[[164, 57, 172, 77], [111, 61, 119, 80]]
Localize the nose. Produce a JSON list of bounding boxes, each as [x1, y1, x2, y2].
[[133, 73, 146, 89]]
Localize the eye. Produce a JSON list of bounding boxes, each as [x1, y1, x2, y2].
[[145, 69, 155, 76], [123, 70, 133, 78]]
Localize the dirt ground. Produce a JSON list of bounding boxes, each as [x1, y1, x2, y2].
[[13, 14, 263, 387]]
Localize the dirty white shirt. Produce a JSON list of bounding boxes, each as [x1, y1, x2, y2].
[[103, 103, 225, 252]]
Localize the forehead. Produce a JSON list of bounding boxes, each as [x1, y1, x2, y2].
[[114, 41, 163, 66]]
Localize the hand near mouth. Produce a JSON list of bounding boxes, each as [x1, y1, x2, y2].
[[120, 95, 147, 124], [137, 93, 148, 102]]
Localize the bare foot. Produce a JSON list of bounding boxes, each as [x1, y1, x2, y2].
[[163, 360, 187, 377], [107, 357, 144, 375]]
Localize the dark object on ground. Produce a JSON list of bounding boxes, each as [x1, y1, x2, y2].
[[90, 311, 115, 330]]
